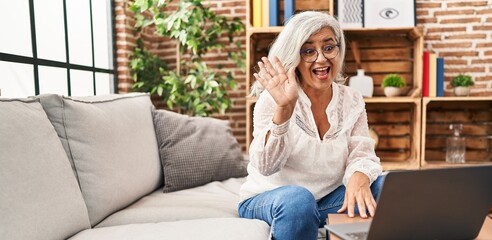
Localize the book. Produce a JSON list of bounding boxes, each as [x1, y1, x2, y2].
[[436, 57, 445, 97], [252, 0, 262, 27], [428, 52, 437, 97], [284, 0, 295, 24], [422, 51, 430, 97], [262, 0, 269, 27], [269, 0, 279, 26]]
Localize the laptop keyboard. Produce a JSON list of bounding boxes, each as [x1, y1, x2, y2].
[[346, 231, 368, 240]]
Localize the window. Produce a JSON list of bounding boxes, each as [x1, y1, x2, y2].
[[0, 0, 115, 98]]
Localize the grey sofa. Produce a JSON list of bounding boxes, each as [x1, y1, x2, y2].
[[0, 93, 270, 240]]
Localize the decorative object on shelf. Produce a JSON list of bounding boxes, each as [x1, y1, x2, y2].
[[348, 41, 373, 97], [450, 74, 474, 96], [337, 0, 363, 28], [269, 0, 280, 26], [436, 57, 445, 97], [284, 0, 295, 23], [349, 69, 374, 97], [363, 0, 415, 28], [129, 0, 245, 116], [446, 124, 466, 164], [381, 73, 405, 97]]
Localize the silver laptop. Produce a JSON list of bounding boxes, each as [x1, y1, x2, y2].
[[325, 165, 492, 240]]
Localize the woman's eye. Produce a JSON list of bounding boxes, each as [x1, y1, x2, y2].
[[323, 45, 335, 52], [302, 49, 315, 55]]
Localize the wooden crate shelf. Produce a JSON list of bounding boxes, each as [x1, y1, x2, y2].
[[365, 99, 421, 170], [421, 97, 492, 169], [344, 27, 423, 97]]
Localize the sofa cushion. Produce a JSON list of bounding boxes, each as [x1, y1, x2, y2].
[[70, 218, 270, 240], [0, 98, 90, 240], [153, 110, 247, 192], [96, 177, 246, 227], [38, 93, 163, 226]]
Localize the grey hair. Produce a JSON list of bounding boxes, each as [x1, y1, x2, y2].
[[250, 11, 346, 96]]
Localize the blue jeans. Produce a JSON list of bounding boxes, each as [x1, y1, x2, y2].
[[238, 175, 385, 240]]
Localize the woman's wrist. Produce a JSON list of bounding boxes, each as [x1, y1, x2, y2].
[[273, 104, 294, 125]]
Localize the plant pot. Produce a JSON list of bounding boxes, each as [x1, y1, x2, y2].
[[454, 86, 470, 96], [384, 87, 401, 97]]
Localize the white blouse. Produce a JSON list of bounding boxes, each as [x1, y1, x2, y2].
[[239, 83, 382, 202]]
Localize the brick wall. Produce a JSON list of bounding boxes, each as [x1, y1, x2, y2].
[[417, 0, 492, 96], [115, 0, 492, 152]]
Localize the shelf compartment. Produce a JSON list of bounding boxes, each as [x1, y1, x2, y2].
[[344, 27, 423, 97], [421, 97, 492, 168], [365, 99, 421, 170]]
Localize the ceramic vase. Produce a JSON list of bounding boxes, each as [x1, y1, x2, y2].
[[454, 86, 470, 96], [384, 87, 401, 97], [349, 69, 374, 97]]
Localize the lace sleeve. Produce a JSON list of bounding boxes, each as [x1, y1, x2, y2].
[[343, 108, 382, 186], [249, 92, 292, 176]]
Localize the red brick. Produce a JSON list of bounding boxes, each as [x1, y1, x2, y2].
[[445, 34, 487, 40], [445, 59, 468, 65], [434, 9, 475, 16], [431, 42, 472, 48], [440, 18, 481, 24], [476, 75, 492, 81], [446, 67, 486, 73], [426, 27, 466, 34], [439, 51, 479, 57], [472, 58, 492, 64], [477, 42, 492, 48], [477, 9, 492, 14], [417, 2, 441, 8], [417, 17, 438, 24], [473, 25, 492, 31], [424, 35, 442, 41], [485, 50, 492, 56], [447, 1, 488, 7]]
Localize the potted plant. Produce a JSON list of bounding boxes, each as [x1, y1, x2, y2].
[[450, 74, 474, 96], [129, 0, 245, 116], [381, 74, 406, 97]]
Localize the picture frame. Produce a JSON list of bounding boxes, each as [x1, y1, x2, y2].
[[363, 0, 416, 28]]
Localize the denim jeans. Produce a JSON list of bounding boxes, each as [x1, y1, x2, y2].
[[238, 175, 385, 240]]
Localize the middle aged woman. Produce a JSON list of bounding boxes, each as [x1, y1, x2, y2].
[[238, 11, 385, 240]]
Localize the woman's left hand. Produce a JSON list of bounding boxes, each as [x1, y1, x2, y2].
[[337, 171, 376, 218]]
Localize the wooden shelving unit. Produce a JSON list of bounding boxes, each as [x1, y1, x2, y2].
[[244, 0, 491, 171]]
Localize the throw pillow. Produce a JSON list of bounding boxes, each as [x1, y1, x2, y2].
[[153, 109, 247, 193], [38, 93, 163, 226]]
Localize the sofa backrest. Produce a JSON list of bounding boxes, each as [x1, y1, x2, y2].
[[37, 93, 163, 226], [0, 98, 91, 240]]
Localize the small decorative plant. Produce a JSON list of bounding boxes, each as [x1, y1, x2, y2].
[[450, 74, 474, 87], [381, 74, 406, 88], [381, 74, 405, 97], [450, 74, 474, 96]]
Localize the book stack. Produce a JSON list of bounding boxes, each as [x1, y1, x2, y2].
[[252, 0, 295, 27], [422, 51, 445, 97]]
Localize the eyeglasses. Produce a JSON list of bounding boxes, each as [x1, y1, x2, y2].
[[300, 44, 341, 63]]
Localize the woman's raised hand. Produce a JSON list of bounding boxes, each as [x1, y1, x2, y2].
[[253, 56, 298, 110]]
